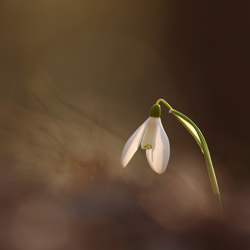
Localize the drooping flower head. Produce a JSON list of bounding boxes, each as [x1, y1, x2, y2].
[[120, 104, 170, 174]]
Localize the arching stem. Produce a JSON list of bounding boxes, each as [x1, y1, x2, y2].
[[156, 98, 222, 213]]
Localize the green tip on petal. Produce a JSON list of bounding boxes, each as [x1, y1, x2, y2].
[[150, 104, 161, 118]]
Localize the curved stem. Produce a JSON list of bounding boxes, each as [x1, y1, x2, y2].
[[157, 98, 222, 213], [156, 98, 173, 110]]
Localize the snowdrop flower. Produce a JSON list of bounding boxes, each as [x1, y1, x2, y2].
[[121, 104, 170, 174]]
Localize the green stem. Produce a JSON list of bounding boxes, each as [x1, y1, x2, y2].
[[156, 98, 222, 213]]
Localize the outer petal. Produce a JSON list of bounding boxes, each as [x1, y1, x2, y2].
[[120, 118, 149, 168], [146, 118, 170, 174]]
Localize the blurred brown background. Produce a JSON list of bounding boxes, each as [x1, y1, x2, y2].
[[0, 1, 249, 249]]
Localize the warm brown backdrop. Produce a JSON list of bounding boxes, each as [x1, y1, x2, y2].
[[0, 1, 249, 249]]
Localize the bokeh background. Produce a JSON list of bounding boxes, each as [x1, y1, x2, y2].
[[0, 1, 249, 249]]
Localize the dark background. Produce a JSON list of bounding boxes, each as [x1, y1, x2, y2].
[[0, 1, 249, 249]]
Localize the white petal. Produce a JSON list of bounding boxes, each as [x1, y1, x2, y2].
[[120, 118, 149, 168], [146, 118, 170, 174], [141, 117, 157, 149]]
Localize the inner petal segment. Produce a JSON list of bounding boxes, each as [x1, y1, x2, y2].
[[141, 118, 157, 149]]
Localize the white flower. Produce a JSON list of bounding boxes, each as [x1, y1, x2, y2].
[[120, 104, 170, 174]]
